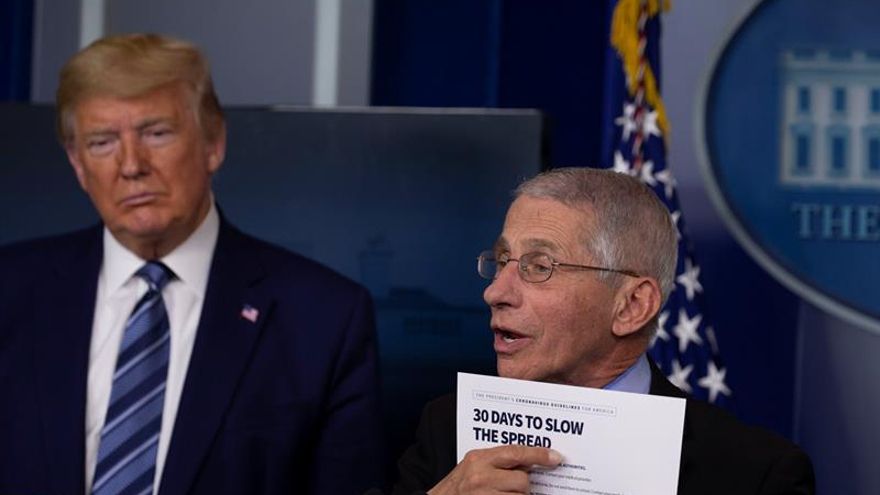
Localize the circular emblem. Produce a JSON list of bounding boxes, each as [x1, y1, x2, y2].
[[698, 0, 880, 334]]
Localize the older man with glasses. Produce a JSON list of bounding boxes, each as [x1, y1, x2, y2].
[[390, 167, 814, 495]]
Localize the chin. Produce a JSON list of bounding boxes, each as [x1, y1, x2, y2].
[[122, 223, 169, 239], [497, 361, 535, 381], [121, 211, 172, 233], [109, 217, 171, 243]]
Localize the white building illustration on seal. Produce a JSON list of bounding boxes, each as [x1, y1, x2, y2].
[[780, 48, 880, 189]]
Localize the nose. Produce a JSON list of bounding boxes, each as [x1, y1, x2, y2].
[[483, 260, 522, 309], [119, 132, 149, 179]]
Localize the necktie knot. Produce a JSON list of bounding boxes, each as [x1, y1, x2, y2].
[[136, 261, 175, 292]]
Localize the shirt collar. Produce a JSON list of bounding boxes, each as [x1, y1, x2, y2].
[[101, 202, 220, 298], [603, 354, 651, 395]]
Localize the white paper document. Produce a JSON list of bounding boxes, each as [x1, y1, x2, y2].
[[457, 372, 686, 495]]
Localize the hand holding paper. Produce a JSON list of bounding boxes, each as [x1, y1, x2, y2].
[[429, 445, 562, 495], [456, 373, 686, 495]]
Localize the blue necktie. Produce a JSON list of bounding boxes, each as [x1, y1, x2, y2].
[[92, 261, 174, 495]]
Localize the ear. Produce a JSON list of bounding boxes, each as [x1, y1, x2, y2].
[[206, 123, 227, 174], [65, 142, 89, 191], [611, 277, 662, 338]]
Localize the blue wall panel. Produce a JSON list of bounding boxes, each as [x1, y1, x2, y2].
[[0, 0, 34, 101]]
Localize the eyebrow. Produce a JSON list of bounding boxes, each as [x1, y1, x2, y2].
[[79, 117, 173, 138], [522, 238, 562, 253], [492, 237, 509, 253], [135, 117, 174, 132], [493, 237, 562, 254], [81, 127, 118, 138]]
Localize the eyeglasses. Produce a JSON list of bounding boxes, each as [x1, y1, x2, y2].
[[477, 250, 640, 283]]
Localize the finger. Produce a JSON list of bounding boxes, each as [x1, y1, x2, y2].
[[430, 456, 531, 495], [484, 445, 563, 470], [462, 466, 531, 494], [492, 468, 531, 493]]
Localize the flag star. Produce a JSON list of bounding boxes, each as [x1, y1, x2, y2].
[[676, 258, 703, 301], [655, 168, 676, 199], [612, 151, 632, 175], [651, 310, 670, 348], [667, 359, 693, 393], [698, 361, 731, 403], [670, 210, 682, 240], [639, 160, 657, 186], [641, 109, 661, 138], [705, 326, 720, 354], [673, 308, 702, 353], [614, 103, 638, 141]]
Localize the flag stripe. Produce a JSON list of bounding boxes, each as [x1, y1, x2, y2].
[[603, 0, 731, 405]]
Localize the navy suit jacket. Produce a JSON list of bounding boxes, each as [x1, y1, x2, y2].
[[0, 220, 384, 494]]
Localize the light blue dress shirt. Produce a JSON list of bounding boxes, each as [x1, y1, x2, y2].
[[603, 354, 651, 394]]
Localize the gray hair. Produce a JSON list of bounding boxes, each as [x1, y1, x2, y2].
[[515, 167, 678, 305]]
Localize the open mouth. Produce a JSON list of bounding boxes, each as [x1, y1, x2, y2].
[[493, 327, 529, 352], [490, 322, 533, 357], [499, 330, 521, 343]]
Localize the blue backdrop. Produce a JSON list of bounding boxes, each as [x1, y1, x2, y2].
[[0, 0, 808, 480], [371, 0, 802, 441], [0, 0, 33, 101]]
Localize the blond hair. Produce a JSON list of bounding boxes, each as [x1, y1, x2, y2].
[[56, 33, 224, 143]]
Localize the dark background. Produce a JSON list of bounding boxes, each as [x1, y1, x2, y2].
[[1, 0, 803, 487]]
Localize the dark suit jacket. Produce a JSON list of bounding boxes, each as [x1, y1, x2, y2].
[[0, 221, 384, 494], [392, 361, 815, 495]]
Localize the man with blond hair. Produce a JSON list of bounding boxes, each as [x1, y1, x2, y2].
[[0, 33, 383, 494], [393, 167, 814, 495]]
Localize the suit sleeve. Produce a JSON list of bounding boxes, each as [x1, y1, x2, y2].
[[758, 447, 816, 495], [392, 395, 456, 495], [306, 287, 385, 494]]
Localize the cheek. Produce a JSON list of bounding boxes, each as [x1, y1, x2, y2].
[[549, 300, 602, 348], [543, 320, 583, 357], [543, 291, 586, 326], [80, 167, 116, 198], [176, 151, 214, 184]]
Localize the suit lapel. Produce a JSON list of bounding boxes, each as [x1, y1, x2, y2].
[[32, 227, 102, 495], [648, 358, 687, 399], [159, 223, 273, 495]]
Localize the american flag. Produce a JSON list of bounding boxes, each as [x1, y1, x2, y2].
[[602, 0, 731, 405], [240, 304, 259, 323]]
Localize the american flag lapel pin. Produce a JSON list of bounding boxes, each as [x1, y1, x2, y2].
[[240, 304, 259, 323]]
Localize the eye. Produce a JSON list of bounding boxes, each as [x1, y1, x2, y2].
[[522, 253, 553, 274], [143, 126, 174, 145], [495, 252, 510, 268], [86, 136, 115, 156]]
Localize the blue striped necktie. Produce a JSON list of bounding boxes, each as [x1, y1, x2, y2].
[[92, 261, 174, 495]]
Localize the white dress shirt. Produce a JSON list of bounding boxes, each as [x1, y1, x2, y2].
[[85, 204, 219, 493]]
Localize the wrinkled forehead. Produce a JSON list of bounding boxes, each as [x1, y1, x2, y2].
[[497, 196, 596, 257]]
